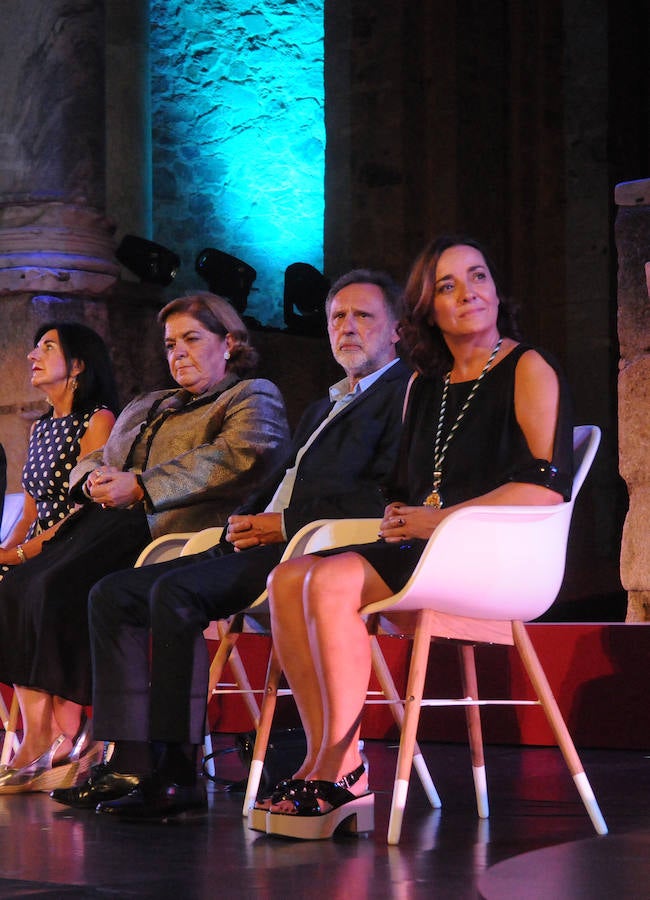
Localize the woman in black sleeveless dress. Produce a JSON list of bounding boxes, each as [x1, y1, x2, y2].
[[260, 235, 574, 840]]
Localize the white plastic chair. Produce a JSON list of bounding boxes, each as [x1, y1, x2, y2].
[[133, 532, 198, 567], [244, 426, 608, 843], [1, 494, 25, 764], [0, 493, 24, 543]]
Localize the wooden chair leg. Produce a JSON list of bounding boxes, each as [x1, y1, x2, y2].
[[370, 635, 441, 809], [206, 615, 243, 697], [388, 609, 434, 845], [0, 693, 12, 766], [242, 644, 283, 817], [0, 693, 20, 766], [458, 644, 489, 818], [207, 617, 262, 727], [203, 618, 261, 777], [512, 620, 608, 835]]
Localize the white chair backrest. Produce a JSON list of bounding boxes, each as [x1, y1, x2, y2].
[[134, 533, 197, 567], [180, 527, 224, 556], [238, 519, 348, 613], [0, 493, 24, 542], [570, 424, 601, 499], [303, 517, 381, 554]]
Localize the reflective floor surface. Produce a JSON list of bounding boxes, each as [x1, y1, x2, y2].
[[0, 737, 648, 899]]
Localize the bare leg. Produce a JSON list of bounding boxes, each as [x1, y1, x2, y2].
[[269, 552, 392, 813], [10, 686, 71, 767], [304, 553, 391, 785], [268, 556, 325, 778], [52, 697, 85, 743]]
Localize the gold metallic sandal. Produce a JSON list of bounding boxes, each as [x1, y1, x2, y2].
[[0, 734, 77, 794]]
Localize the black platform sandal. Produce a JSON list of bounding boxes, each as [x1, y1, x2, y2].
[[266, 763, 374, 840]]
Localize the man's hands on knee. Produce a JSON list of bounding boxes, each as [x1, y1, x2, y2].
[[225, 513, 284, 550]]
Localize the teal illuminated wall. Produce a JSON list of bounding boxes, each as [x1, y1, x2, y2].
[[150, 1, 325, 326]]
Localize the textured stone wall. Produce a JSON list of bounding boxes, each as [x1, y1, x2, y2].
[[149, 0, 325, 326], [616, 179, 650, 621]]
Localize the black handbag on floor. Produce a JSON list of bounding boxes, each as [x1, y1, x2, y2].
[[202, 727, 307, 794]]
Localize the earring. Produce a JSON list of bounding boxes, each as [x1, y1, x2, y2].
[[224, 350, 231, 360], [70, 375, 78, 392]]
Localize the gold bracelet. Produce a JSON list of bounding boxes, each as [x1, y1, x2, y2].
[[16, 545, 27, 564]]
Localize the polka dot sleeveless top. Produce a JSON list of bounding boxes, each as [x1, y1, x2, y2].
[[21, 408, 100, 537]]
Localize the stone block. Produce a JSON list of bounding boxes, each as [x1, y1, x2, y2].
[[615, 202, 650, 360], [618, 357, 650, 486], [620, 486, 650, 591], [614, 178, 650, 207]]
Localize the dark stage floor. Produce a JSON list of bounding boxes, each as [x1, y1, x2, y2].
[[0, 737, 648, 899]]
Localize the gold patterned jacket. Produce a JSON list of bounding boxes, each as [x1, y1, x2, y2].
[[70, 374, 290, 537]]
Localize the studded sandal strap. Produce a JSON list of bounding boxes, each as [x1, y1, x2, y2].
[[270, 778, 307, 804]]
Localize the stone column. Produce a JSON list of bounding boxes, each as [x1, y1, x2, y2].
[[0, 0, 118, 291], [616, 178, 650, 621], [0, 0, 167, 490], [0, 1, 112, 486]]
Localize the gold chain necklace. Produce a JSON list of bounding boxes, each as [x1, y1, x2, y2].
[[424, 337, 503, 508]]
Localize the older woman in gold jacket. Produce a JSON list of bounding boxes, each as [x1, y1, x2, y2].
[[0, 292, 290, 793]]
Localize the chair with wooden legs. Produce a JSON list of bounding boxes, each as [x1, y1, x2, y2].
[[132, 519, 440, 804], [244, 425, 608, 843], [172, 522, 440, 811]]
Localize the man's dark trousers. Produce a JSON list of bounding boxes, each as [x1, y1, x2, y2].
[[89, 542, 285, 745]]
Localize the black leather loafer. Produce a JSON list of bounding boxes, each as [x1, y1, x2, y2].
[[50, 764, 144, 809], [96, 777, 207, 821]]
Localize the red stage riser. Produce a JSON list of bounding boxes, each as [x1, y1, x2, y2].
[[2, 624, 647, 750], [205, 624, 650, 750]]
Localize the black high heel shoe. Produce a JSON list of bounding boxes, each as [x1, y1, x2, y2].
[[266, 763, 374, 840]]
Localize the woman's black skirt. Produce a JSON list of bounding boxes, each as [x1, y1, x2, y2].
[[0, 504, 150, 705]]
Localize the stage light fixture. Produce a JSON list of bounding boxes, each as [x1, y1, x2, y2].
[[195, 248, 257, 314], [115, 235, 180, 286], [283, 262, 330, 336]]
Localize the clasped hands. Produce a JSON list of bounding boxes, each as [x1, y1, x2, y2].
[[378, 501, 441, 543], [84, 467, 143, 509], [226, 512, 284, 551], [226, 505, 440, 550]]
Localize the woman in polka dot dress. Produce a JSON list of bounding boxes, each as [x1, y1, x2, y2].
[[0, 322, 118, 777], [0, 323, 117, 580]]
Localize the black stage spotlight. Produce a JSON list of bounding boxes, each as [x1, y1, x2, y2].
[[283, 262, 330, 336], [195, 248, 257, 314], [115, 235, 180, 286]]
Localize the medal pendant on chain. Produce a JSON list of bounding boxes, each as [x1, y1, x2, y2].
[[424, 471, 443, 508], [424, 490, 442, 508]]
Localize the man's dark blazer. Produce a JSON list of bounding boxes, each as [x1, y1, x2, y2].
[[233, 358, 412, 535]]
